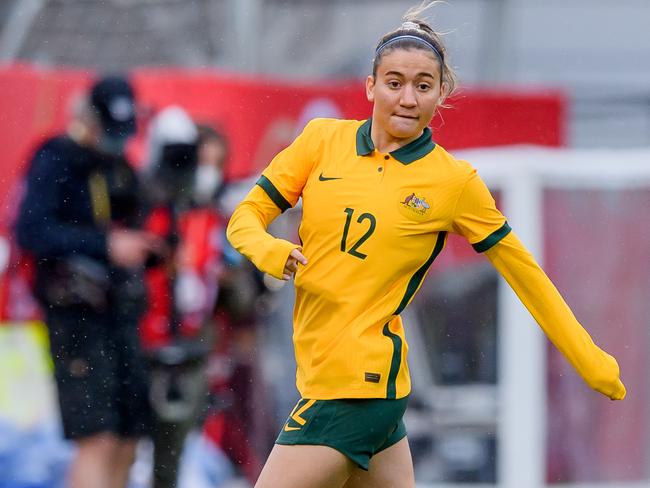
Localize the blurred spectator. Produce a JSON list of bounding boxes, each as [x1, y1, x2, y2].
[[194, 124, 227, 206], [140, 107, 225, 488], [14, 75, 160, 488], [197, 126, 268, 484], [141, 109, 269, 485]]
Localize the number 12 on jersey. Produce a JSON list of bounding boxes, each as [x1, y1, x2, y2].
[[340, 207, 376, 260]]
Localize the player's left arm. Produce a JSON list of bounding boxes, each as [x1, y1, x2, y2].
[[485, 232, 626, 400], [452, 167, 626, 401]]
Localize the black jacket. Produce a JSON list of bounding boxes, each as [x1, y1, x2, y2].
[[15, 135, 141, 310], [16, 136, 109, 260], [16, 135, 141, 259]]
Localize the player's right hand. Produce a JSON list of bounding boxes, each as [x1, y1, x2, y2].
[[283, 248, 307, 280]]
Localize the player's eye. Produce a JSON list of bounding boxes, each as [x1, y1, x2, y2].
[[417, 83, 431, 91], [387, 80, 401, 89]]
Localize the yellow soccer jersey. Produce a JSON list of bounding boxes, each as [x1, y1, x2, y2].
[[228, 118, 510, 400], [228, 117, 626, 402]]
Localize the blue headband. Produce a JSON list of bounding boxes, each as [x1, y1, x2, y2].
[[375, 34, 444, 76]]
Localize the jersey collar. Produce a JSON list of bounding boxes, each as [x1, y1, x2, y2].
[[355, 118, 436, 164]]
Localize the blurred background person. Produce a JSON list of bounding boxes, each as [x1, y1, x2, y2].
[[14, 75, 161, 488], [140, 106, 233, 487], [140, 105, 209, 488], [194, 124, 228, 206], [141, 107, 269, 486], [197, 124, 269, 484]]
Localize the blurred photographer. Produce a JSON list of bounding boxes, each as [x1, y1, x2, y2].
[[140, 106, 225, 488], [15, 75, 161, 488]]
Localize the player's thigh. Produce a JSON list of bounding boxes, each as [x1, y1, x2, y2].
[[255, 443, 355, 488], [343, 437, 415, 488]]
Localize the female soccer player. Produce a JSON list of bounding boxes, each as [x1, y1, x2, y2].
[[227, 3, 626, 487]]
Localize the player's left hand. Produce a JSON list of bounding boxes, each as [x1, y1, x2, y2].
[[607, 378, 626, 401]]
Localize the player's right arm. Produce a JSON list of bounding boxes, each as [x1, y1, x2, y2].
[[226, 119, 322, 280], [226, 185, 302, 279]]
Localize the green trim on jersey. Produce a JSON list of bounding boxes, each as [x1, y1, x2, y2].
[[472, 221, 512, 252], [394, 231, 447, 315], [355, 119, 436, 164], [256, 175, 291, 213], [382, 323, 403, 399]]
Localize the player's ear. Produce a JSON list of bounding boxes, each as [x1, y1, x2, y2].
[[365, 75, 375, 103], [437, 80, 450, 107]]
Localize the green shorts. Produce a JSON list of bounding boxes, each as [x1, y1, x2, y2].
[[275, 396, 408, 470]]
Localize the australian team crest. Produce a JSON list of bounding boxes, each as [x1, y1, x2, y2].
[[400, 192, 431, 216]]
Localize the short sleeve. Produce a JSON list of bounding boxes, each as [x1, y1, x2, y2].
[[256, 118, 322, 212], [451, 168, 511, 252]]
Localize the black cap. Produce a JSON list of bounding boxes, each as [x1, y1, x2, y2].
[[90, 75, 136, 138]]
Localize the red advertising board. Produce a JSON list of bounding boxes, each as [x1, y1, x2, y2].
[[0, 64, 564, 209]]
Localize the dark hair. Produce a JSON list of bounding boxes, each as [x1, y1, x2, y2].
[[196, 124, 227, 151], [372, 1, 458, 100], [90, 75, 137, 137]]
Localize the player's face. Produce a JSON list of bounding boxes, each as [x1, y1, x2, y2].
[[366, 48, 446, 145]]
